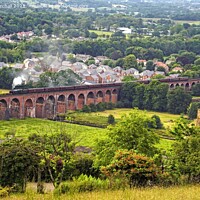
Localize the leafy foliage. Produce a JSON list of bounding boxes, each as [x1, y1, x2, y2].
[[0, 138, 40, 192], [187, 102, 200, 119], [107, 114, 115, 124], [101, 150, 159, 187], [170, 119, 200, 182], [167, 87, 192, 114]]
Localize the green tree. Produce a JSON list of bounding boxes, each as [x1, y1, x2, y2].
[[0, 67, 20, 89], [152, 83, 169, 112], [176, 51, 196, 66], [151, 115, 163, 129], [89, 32, 98, 39], [187, 102, 200, 120], [167, 87, 192, 114], [124, 54, 137, 69], [192, 83, 200, 96], [119, 82, 139, 107], [0, 138, 40, 192], [151, 74, 165, 79], [94, 109, 159, 168], [170, 119, 200, 182], [82, 105, 91, 113], [146, 60, 154, 71], [108, 109, 159, 157], [194, 58, 200, 66], [122, 75, 137, 82], [28, 133, 75, 188], [132, 84, 145, 109]]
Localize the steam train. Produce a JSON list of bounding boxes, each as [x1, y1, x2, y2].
[[9, 77, 190, 95], [9, 82, 122, 95]]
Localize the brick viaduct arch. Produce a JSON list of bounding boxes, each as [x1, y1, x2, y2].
[[0, 84, 121, 120], [169, 81, 198, 90]]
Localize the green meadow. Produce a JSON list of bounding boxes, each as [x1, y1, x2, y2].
[[0, 108, 181, 150]]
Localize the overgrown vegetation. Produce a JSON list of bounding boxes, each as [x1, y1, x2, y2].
[[0, 108, 199, 197]]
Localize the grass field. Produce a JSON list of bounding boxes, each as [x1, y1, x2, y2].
[[4, 185, 200, 200], [142, 17, 200, 25], [0, 109, 180, 149], [94, 108, 181, 128], [89, 30, 113, 36], [0, 89, 9, 94], [0, 118, 107, 147], [67, 112, 109, 127]]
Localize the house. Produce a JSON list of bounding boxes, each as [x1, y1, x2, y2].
[[75, 54, 90, 62], [113, 66, 123, 73], [95, 56, 108, 64], [154, 61, 169, 73], [117, 27, 132, 34], [88, 64, 97, 69], [140, 70, 154, 80], [71, 62, 87, 71], [169, 74, 180, 78], [24, 59, 38, 69], [125, 68, 139, 76], [137, 59, 147, 67], [171, 67, 183, 73], [85, 75, 99, 83]]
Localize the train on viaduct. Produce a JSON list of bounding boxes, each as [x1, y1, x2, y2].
[[0, 77, 200, 120]]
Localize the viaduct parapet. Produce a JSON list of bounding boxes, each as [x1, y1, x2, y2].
[[0, 78, 200, 120]]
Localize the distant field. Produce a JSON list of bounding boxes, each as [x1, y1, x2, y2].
[[89, 30, 113, 36], [174, 20, 200, 25], [142, 17, 200, 24], [5, 185, 200, 200], [0, 89, 9, 94], [71, 8, 95, 12]]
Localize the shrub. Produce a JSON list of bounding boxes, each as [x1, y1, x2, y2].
[[89, 104, 97, 112], [116, 101, 124, 108], [0, 187, 9, 198], [156, 172, 181, 186], [96, 102, 106, 111], [101, 150, 159, 187], [152, 115, 163, 129], [187, 102, 200, 119], [54, 175, 110, 195], [73, 153, 99, 177], [108, 114, 115, 124], [107, 102, 115, 110], [82, 105, 91, 113]]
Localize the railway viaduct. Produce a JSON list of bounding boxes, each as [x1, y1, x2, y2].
[[0, 83, 121, 120], [0, 78, 200, 120]]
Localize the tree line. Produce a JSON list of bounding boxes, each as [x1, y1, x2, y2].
[[118, 81, 192, 114]]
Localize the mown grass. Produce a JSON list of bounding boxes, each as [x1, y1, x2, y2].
[[4, 185, 200, 200], [67, 112, 109, 127], [0, 89, 9, 94], [89, 30, 113, 36], [0, 118, 107, 147], [94, 108, 181, 128]]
